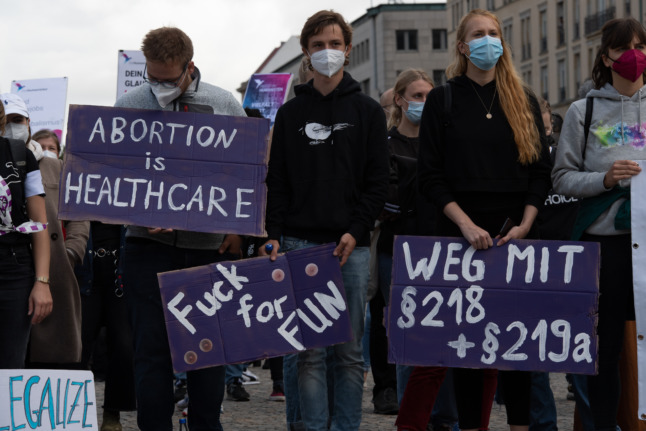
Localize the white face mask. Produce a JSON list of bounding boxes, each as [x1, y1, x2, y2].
[[3, 123, 29, 143], [151, 85, 184, 109], [308, 49, 346, 78], [42, 150, 58, 159]]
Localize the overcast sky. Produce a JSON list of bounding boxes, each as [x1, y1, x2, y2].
[[0, 0, 443, 108]]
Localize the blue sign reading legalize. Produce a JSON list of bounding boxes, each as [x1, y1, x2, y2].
[[388, 236, 600, 374], [58, 105, 270, 236]]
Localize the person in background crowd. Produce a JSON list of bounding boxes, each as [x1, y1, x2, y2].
[[0, 94, 88, 372], [115, 26, 246, 431], [32, 129, 61, 158], [0, 94, 51, 369], [552, 17, 646, 431], [413, 8, 551, 431], [380, 88, 394, 123], [260, 9, 389, 431]]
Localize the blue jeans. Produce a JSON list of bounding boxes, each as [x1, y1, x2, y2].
[[282, 236, 369, 431], [225, 363, 245, 385], [530, 372, 557, 431], [124, 239, 229, 431]]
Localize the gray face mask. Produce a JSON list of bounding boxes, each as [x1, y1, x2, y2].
[[3, 123, 30, 143]]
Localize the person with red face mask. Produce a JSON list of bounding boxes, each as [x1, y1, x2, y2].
[[552, 17, 646, 431]]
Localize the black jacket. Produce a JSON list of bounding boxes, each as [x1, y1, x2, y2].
[[265, 72, 389, 246]]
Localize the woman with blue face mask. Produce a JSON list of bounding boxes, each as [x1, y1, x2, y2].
[[410, 9, 552, 431]]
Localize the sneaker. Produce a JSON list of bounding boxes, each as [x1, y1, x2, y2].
[[241, 369, 259, 384], [101, 409, 123, 431], [176, 394, 189, 409], [373, 387, 399, 415], [227, 379, 250, 401], [269, 390, 286, 401]]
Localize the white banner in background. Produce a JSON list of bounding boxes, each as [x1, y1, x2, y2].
[[10, 77, 68, 141], [631, 160, 646, 421], [0, 369, 97, 430], [116, 49, 146, 101]]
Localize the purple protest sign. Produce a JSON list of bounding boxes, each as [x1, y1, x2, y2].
[[388, 236, 600, 374], [58, 105, 270, 235], [158, 243, 352, 372]]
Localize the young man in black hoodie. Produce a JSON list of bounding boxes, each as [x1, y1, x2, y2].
[[260, 10, 389, 431]]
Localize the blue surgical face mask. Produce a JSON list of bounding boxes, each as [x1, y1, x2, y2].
[[403, 100, 424, 125], [466, 35, 503, 71]]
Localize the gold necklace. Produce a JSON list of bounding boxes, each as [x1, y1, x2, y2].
[[469, 80, 497, 119]]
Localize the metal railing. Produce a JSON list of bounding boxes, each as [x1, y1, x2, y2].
[[584, 6, 616, 35]]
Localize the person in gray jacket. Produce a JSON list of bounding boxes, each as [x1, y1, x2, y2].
[[552, 17, 645, 431], [114, 26, 245, 431]]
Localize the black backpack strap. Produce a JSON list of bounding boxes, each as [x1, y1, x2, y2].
[[442, 82, 452, 127], [583, 96, 594, 159], [8, 138, 27, 180]]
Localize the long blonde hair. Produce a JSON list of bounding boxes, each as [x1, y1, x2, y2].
[[447, 9, 541, 165], [387, 69, 434, 130]]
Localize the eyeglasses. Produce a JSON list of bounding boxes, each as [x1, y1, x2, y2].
[[143, 62, 189, 88]]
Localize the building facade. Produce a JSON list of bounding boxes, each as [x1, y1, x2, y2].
[[239, 3, 448, 102], [446, 0, 645, 113]]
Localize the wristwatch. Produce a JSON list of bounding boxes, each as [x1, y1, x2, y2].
[[35, 276, 50, 284]]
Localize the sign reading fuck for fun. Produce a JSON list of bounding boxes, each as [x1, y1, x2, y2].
[[59, 105, 270, 236], [388, 236, 600, 374], [158, 243, 352, 372]]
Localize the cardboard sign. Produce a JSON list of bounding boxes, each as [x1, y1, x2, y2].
[[58, 105, 270, 236], [0, 369, 97, 430], [388, 236, 600, 374], [158, 243, 352, 372], [242, 73, 293, 126], [630, 161, 646, 419], [10, 77, 68, 141], [116, 50, 146, 100]]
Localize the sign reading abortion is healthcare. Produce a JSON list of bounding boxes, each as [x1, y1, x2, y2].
[[0, 369, 97, 430], [388, 236, 600, 374], [59, 105, 270, 236], [159, 243, 352, 372]]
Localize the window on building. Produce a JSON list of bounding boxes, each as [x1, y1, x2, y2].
[[503, 20, 513, 49], [396, 30, 418, 51], [523, 70, 532, 88], [558, 59, 567, 102], [521, 15, 532, 61], [539, 10, 548, 53], [433, 70, 447, 86], [486, 0, 495, 10], [467, 0, 479, 9], [557, 2, 565, 46], [361, 79, 370, 96], [573, 0, 581, 40], [574, 53, 582, 92], [625, 0, 631, 14], [432, 29, 447, 50], [541, 65, 549, 101]]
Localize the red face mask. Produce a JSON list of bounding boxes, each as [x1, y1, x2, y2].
[[609, 49, 646, 82]]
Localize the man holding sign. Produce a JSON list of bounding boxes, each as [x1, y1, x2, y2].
[[114, 27, 246, 431], [261, 10, 389, 431]]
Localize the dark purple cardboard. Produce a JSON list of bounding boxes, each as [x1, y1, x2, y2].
[[387, 236, 600, 374], [58, 105, 270, 235], [158, 243, 353, 372]]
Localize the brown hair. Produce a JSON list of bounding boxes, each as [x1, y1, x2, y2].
[[141, 27, 193, 65], [592, 17, 646, 89], [388, 69, 434, 130], [300, 10, 352, 67], [32, 129, 61, 154], [446, 9, 541, 165]]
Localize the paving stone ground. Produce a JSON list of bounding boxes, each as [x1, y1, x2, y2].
[[97, 366, 574, 430]]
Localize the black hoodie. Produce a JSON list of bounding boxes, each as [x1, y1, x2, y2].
[[265, 72, 389, 246]]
